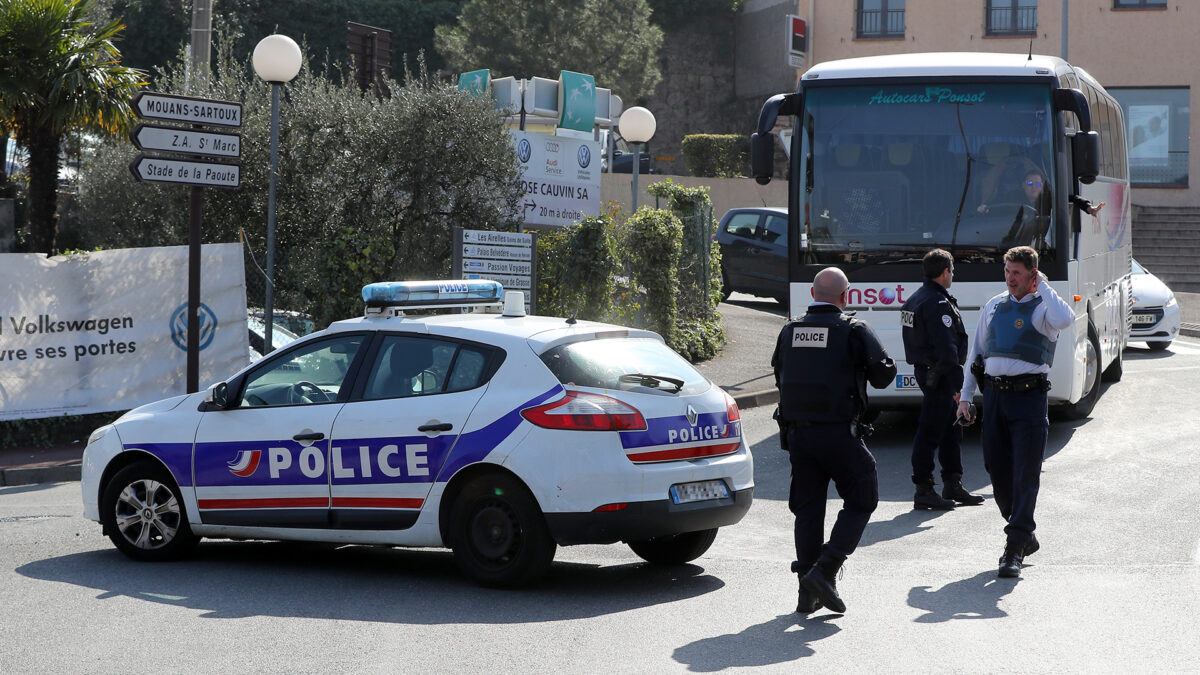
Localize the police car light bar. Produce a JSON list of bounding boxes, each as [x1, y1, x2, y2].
[[362, 279, 504, 315]]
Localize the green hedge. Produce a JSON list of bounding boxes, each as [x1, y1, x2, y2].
[[681, 134, 748, 178], [535, 182, 725, 362]]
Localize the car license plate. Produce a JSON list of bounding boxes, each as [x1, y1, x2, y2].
[[670, 480, 730, 504], [1133, 314, 1157, 326]]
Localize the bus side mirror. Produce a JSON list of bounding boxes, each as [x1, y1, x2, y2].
[[1073, 131, 1100, 185], [752, 132, 776, 185]]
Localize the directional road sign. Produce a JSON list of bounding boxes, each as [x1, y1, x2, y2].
[[132, 92, 243, 128], [130, 123, 241, 158], [129, 155, 240, 188]]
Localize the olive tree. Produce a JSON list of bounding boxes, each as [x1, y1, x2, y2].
[[75, 40, 524, 328]]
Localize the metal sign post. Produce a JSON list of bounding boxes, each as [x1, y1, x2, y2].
[[129, 91, 242, 392]]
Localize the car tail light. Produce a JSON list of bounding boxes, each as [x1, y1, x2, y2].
[[521, 390, 647, 431], [592, 502, 629, 512], [722, 388, 741, 422]]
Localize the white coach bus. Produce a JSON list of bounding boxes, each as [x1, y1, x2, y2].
[[751, 52, 1131, 419]]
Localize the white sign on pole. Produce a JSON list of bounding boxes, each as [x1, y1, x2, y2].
[[131, 123, 241, 158], [132, 91, 243, 128], [511, 130, 601, 227], [454, 228, 537, 313], [130, 156, 240, 188], [0, 244, 249, 421]]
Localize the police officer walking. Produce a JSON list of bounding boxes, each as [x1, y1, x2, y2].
[[772, 267, 896, 614], [901, 249, 984, 510], [957, 246, 1074, 578]]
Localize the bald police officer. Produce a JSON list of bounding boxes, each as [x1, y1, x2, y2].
[[772, 267, 896, 614], [958, 246, 1074, 578], [901, 249, 984, 510]]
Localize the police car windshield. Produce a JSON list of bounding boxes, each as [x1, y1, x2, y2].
[[799, 83, 1056, 265], [540, 338, 708, 395]]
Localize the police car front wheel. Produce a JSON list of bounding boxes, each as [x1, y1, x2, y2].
[[101, 460, 200, 561], [449, 474, 556, 588], [628, 528, 718, 565]]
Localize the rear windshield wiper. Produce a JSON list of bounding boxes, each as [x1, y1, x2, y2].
[[619, 373, 685, 393]]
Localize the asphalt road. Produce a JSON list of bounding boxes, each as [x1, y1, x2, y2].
[[2, 338, 1198, 672]]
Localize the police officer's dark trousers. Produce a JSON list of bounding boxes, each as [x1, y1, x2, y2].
[[981, 385, 1048, 546], [911, 364, 964, 482], [787, 423, 879, 569]]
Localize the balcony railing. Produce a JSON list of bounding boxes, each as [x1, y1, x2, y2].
[[857, 9, 905, 38], [987, 6, 1037, 36]]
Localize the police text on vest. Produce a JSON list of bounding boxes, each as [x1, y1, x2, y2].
[[792, 326, 829, 348]]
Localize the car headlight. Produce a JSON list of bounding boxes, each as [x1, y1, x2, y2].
[[87, 425, 113, 446], [1165, 293, 1177, 308]]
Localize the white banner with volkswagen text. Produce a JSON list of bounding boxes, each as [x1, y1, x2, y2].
[[0, 244, 249, 420]]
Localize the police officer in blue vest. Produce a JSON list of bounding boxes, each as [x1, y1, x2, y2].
[[901, 249, 984, 510], [772, 267, 896, 614], [957, 246, 1074, 578]]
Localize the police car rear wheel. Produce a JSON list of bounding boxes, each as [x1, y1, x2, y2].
[[101, 461, 200, 561], [628, 528, 718, 565], [450, 474, 556, 588]]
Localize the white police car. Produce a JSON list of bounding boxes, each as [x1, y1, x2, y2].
[[82, 280, 753, 587]]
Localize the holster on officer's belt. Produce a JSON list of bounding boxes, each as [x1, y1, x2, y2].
[[773, 407, 789, 450], [970, 354, 986, 389]]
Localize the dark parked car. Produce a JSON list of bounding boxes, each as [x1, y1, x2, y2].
[[714, 207, 789, 304]]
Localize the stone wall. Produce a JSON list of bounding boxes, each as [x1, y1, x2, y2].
[[642, 4, 794, 177]]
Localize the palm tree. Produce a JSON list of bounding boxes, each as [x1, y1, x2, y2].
[[0, 0, 145, 254]]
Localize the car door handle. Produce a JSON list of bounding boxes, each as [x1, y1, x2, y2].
[[293, 431, 325, 441], [417, 422, 453, 432]]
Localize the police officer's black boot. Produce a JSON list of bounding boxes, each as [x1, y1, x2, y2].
[[941, 473, 985, 506], [791, 561, 822, 613], [914, 478, 956, 510], [800, 557, 846, 614], [998, 541, 1025, 578]]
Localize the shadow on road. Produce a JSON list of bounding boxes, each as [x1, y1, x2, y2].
[[672, 613, 840, 671], [17, 541, 725, 623], [907, 569, 1020, 622]]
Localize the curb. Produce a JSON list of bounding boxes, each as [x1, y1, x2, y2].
[[1180, 323, 1200, 339], [733, 388, 778, 411], [0, 465, 81, 487]]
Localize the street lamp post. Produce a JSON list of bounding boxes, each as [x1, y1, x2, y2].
[[619, 107, 656, 211], [252, 34, 302, 354]]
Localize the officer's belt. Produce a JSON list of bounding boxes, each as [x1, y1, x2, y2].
[[983, 373, 1048, 393]]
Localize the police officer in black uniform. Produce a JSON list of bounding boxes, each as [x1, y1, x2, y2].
[[901, 249, 985, 510], [772, 267, 896, 614]]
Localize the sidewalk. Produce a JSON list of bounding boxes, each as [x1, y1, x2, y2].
[[3, 291, 1194, 486]]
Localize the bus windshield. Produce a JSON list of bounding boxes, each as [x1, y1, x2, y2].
[[798, 83, 1057, 266]]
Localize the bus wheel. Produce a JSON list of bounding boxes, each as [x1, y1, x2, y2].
[[1061, 324, 1101, 420]]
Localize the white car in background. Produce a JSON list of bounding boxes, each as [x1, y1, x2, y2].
[[1130, 259, 1181, 351], [81, 280, 752, 587]]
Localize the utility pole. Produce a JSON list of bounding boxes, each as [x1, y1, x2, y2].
[[186, 0, 214, 392], [191, 0, 214, 75]]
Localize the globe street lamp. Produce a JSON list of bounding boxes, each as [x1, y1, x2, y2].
[[252, 34, 302, 354], [619, 106, 656, 211]]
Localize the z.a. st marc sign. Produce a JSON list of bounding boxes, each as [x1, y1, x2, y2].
[[130, 123, 241, 158]]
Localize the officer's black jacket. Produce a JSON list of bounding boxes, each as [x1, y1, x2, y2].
[[771, 304, 896, 423], [900, 279, 968, 390]]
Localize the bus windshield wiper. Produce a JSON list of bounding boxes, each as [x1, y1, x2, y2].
[[619, 373, 685, 392]]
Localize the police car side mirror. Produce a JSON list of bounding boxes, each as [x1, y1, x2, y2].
[[202, 382, 230, 411]]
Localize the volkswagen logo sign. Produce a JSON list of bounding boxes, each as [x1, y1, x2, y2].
[[517, 138, 532, 164], [577, 144, 591, 168], [169, 302, 218, 352]]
